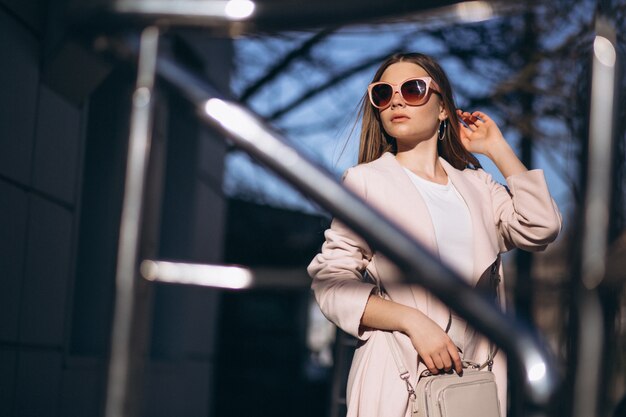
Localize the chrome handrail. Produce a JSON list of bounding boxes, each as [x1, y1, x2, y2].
[[69, 0, 522, 34]]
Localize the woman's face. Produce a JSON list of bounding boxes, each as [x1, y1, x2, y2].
[[377, 62, 447, 149]]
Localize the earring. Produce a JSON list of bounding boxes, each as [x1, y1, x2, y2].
[[438, 119, 447, 141]]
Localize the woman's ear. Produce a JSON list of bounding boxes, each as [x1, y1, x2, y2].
[[438, 97, 448, 121], [439, 105, 448, 122]]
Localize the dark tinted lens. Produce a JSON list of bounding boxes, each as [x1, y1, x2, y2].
[[371, 84, 393, 107], [401, 79, 427, 104]]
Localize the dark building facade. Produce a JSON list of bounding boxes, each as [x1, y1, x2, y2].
[[0, 2, 336, 416], [0, 1, 233, 415]]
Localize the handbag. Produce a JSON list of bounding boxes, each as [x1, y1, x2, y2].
[[369, 256, 502, 417], [383, 318, 501, 417], [413, 365, 500, 417], [385, 326, 501, 417]]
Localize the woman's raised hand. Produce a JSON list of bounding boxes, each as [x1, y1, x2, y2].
[[456, 109, 528, 178], [456, 110, 506, 159]]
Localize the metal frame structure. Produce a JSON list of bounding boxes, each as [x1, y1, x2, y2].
[[573, 12, 620, 417], [70, 1, 620, 416], [104, 26, 160, 417]]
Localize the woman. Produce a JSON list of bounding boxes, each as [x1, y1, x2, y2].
[[307, 52, 562, 417]]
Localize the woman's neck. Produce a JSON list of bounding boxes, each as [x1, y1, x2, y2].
[[395, 139, 446, 181]]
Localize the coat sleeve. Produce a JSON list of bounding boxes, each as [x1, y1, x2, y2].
[[307, 168, 377, 340], [482, 169, 562, 252]]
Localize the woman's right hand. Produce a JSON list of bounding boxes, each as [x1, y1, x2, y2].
[[403, 310, 463, 375], [360, 294, 462, 375]]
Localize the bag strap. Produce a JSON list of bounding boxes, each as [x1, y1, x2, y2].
[[384, 332, 417, 407], [480, 255, 502, 371]]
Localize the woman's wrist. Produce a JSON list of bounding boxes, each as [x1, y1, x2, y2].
[[484, 137, 512, 162], [486, 138, 527, 178], [399, 307, 426, 336]]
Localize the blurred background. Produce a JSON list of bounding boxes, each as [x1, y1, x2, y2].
[[0, 0, 625, 416]]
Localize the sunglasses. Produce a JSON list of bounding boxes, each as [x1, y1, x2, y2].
[[367, 77, 441, 109]]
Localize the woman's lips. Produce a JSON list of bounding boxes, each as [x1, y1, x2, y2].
[[391, 115, 409, 122]]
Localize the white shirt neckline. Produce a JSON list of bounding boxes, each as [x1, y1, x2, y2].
[[402, 167, 450, 190]]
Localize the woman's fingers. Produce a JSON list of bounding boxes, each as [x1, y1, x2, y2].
[[422, 352, 446, 374], [432, 355, 445, 372], [440, 352, 453, 372], [422, 356, 438, 374], [447, 343, 463, 375], [472, 110, 492, 123], [462, 116, 480, 131], [458, 109, 487, 127], [421, 345, 461, 375], [406, 311, 464, 375]]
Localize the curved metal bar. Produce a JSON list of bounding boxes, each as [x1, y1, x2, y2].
[[69, 0, 522, 33], [147, 50, 559, 409]]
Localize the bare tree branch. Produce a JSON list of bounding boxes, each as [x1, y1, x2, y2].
[[239, 29, 335, 102], [265, 48, 405, 121]]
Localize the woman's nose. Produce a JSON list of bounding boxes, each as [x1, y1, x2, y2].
[[390, 90, 405, 108]]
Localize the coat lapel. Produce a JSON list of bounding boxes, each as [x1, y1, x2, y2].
[[372, 153, 448, 328], [439, 158, 499, 284], [375, 153, 439, 255]]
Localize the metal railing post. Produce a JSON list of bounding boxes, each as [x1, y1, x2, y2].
[[104, 25, 160, 417], [572, 13, 618, 417]]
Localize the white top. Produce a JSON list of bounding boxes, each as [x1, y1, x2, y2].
[[403, 167, 477, 355], [402, 168, 474, 281]]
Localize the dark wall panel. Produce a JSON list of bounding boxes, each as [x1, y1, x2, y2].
[[0, 183, 28, 342], [19, 196, 73, 346], [0, 349, 17, 417], [0, 8, 39, 186], [15, 351, 62, 417], [60, 358, 104, 417], [0, 0, 47, 33], [70, 68, 132, 355], [32, 86, 83, 205], [143, 361, 213, 417]]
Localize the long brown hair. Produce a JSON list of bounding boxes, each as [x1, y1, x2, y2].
[[357, 53, 481, 170]]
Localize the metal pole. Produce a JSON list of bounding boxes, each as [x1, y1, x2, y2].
[[572, 14, 618, 417], [104, 26, 160, 417]]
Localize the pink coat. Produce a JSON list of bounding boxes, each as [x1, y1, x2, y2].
[[307, 152, 562, 417]]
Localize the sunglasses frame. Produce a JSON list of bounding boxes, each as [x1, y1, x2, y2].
[[367, 77, 441, 109]]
